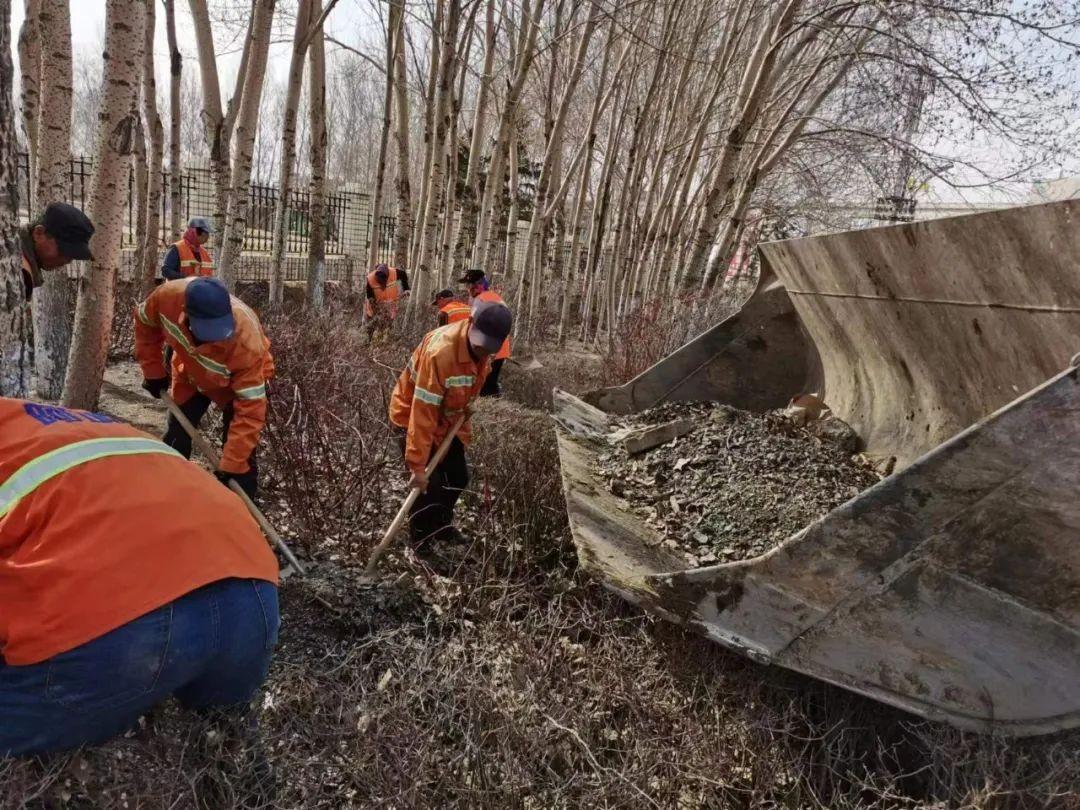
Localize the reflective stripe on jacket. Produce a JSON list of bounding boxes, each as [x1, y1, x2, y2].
[[389, 320, 490, 474], [364, 267, 401, 318], [133, 278, 275, 473], [473, 290, 512, 360], [173, 239, 215, 277], [438, 300, 471, 325], [0, 397, 278, 665]]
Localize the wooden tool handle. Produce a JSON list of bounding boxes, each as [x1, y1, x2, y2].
[[161, 393, 306, 575], [362, 412, 469, 578]]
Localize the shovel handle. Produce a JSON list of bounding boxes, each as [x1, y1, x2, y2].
[[363, 412, 469, 577], [161, 393, 306, 575]]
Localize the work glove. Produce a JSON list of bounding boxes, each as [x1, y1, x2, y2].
[[215, 469, 258, 501], [141, 377, 170, 399]]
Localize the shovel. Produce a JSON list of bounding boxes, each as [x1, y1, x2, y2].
[[361, 412, 468, 582], [162, 393, 306, 576]]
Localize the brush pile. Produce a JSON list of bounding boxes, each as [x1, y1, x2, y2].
[[594, 402, 882, 566]]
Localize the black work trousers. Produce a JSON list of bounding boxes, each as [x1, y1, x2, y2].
[[163, 393, 259, 501], [398, 431, 469, 545], [480, 358, 504, 398]]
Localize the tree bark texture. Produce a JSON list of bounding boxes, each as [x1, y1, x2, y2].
[[1, 0, 30, 396], [30, 0, 74, 399], [62, 0, 145, 410], [270, 0, 313, 307], [140, 0, 164, 295], [306, 0, 327, 309], [164, 0, 182, 238], [215, 0, 276, 288]]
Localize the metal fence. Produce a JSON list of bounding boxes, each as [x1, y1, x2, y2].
[[17, 153, 371, 258]]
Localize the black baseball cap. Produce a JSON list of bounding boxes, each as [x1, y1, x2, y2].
[[185, 278, 235, 342], [432, 288, 454, 305], [41, 202, 94, 261], [469, 299, 512, 352], [457, 268, 486, 284]]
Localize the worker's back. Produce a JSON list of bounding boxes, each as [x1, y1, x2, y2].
[[0, 397, 278, 666]]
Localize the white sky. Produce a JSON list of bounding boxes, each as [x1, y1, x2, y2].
[[8, 1, 380, 92]]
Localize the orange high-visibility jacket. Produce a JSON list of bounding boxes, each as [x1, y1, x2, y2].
[[364, 266, 402, 318], [438, 299, 471, 325], [390, 320, 490, 474], [473, 290, 511, 360], [173, 239, 215, 277], [0, 397, 278, 665], [134, 278, 275, 474]]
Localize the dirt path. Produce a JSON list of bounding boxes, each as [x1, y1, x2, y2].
[[99, 360, 166, 435]]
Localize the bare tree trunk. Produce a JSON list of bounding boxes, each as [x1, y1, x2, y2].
[[502, 120, 519, 279], [413, 0, 462, 307], [140, 0, 164, 295], [18, 0, 41, 210], [270, 0, 313, 307], [215, 0, 276, 288], [474, 0, 546, 271], [1, 0, 30, 395], [30, 0, 73, 399], [517, 1, 600, 324], [454, 0, 495, 268], [164, 0, 182, 238], [306, 0, 327, 309], [390, 0, 411, 271], [683, 0, 802, 286], [188, 0, 231, 236], [409, 0, 444, 273], [132, 111, 148, 287], [62, 0, 145, 409], [367, 0, 394, 277]]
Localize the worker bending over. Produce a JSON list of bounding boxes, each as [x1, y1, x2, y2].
[[432, 288, 471, 326], [161, 216, 215, 280], [390, 300, 513, 547], [135, 277, 274, 500], [365, 262, 410, 339], [0, 397, 279, 756], [459, 269, 511, 397], [18, 202, 94, 301]]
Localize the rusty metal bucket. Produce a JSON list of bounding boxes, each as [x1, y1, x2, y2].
[[555, 199, 1080, 735]]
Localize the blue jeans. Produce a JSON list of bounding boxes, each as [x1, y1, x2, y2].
[[0, 578, 279, 757]]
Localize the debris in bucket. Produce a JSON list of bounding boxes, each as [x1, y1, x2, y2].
[[594, 402, 882, 566]]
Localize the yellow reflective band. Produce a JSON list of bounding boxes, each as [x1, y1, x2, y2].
[[193, 354, 230, 377], [137, 302, 154, 326], [0, 437, 183, 518], [414, 387, 443, 406], [235, 384, 266, 400], [445, 375, 475, 387], [160, 315, 231, 377]]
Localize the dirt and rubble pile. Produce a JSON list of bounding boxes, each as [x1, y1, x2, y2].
[[595, 402, 882, 566]]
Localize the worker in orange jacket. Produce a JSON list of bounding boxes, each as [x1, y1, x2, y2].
[[0, 397, 279, 756], [365, 263, 410, 339], [390, 300, 513, 546], [135, 277, 275, 500], [458, 269, 511, 396], [161, 216, 215, 280], [18, 202, 94, 301], [432, 288, 471, 326]]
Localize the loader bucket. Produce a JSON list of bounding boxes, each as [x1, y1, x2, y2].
[[555, 199, 1080, 735]]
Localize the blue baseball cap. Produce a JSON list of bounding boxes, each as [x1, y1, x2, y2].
[[185, 278, 235, 342]]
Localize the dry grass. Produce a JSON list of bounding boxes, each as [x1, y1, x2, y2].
[[3, 298, 1080, 808]]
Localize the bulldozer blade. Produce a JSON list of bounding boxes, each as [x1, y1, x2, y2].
[[556, 198, 1080, 735]]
